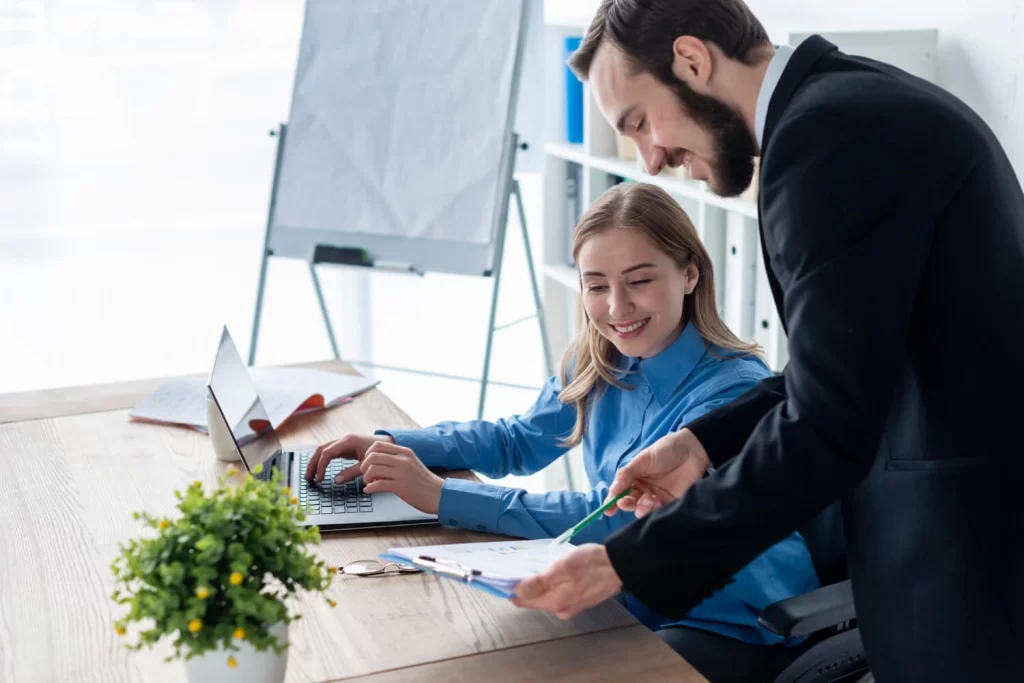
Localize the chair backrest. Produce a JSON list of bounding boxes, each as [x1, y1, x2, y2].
[[799, 500, 848, 587]]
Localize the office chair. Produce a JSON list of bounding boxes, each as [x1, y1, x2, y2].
[[758, 501, 870, 683]]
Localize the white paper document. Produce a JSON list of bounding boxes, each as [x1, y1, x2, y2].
[[129, 367, 379, 433], [386, 539, 575, 589]]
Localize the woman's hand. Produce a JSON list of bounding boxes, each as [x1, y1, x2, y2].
[[304, 433, 395, 484], [359, 441, 444, 515]]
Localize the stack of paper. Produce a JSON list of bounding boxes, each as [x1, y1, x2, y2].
[[129, 367, 379, 433], [382, 539, 575, 598]]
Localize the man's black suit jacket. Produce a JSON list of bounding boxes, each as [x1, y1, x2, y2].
[[605, 36, 1024, 681]]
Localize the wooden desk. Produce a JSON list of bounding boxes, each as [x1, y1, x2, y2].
[[0, 362, 704, 682]]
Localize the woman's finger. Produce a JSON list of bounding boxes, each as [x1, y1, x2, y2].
[[365, 441, 417, 459], [360, 452, 406, 473], [363, 479, 394, 495], [363, 463, 399, 484]]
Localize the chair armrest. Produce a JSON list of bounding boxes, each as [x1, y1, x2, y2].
[[757, 580, 856, 637]]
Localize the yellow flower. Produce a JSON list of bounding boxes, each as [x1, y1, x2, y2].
[[327, 599, 337, 608], [227, 656, 238, 669], [229, 572, 244, 586], [328, 567, 338, 575], [115, 625, 126, 636], [157, 519, 169, 531], [233, 627, 246, 640], [282, 486, 291, 496], [225, 464, 239, 477], [195, 586, 210, 600], [188, 619, 202, 633], [193, 480, 202, 488], [290, 496, 299, 505]]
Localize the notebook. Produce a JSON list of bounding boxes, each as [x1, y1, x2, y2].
[[381, 539, 576, 599], [129, 366, 379, 434]]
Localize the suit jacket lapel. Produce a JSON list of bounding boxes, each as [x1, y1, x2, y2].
[[758, 35, 839, 334], [762, 35, 838, 152]]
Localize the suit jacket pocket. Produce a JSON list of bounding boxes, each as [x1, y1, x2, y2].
[[885, 455, 994, 471]]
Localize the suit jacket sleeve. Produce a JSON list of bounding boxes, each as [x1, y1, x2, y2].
[[685, 374, 786, 467], [604, 106, 965, 617]]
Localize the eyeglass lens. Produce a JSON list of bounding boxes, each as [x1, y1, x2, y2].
[[340, 560, 420, 576]]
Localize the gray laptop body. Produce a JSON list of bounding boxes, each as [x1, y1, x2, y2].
[[205, 326, 438, 531]]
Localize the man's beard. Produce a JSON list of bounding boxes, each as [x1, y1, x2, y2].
[[670, 80, 757, 197]]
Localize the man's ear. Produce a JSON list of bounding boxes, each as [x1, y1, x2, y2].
[[671, 36, 713, 88]]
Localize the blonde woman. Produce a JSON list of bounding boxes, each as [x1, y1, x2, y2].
[[306, 183, 819, 680]]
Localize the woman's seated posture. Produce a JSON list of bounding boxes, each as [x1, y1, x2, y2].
[[306, 183, 819, 682]]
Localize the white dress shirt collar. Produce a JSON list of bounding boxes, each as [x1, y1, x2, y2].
[[754, 44, 795, 150]]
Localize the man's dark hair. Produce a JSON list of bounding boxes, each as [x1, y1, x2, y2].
[[568, 0, 771, 83]]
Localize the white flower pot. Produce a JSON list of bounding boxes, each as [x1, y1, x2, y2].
[[183, 621, 288, 683]]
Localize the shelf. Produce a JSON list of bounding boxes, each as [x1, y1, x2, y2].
[[544, 263, 580, 292], [543, 0, 599, 30], [545, 142, 758, 220]]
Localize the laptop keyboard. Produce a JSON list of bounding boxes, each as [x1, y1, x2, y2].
[[296, 453, 373, 515]]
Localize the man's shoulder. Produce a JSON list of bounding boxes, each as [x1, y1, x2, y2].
[[771, 64, 978, 153]]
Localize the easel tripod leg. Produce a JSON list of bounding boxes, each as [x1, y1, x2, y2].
[[310, 263, 341, 360], [249, 249, 271, 366]]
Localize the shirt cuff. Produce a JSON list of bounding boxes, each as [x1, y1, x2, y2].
[[374, 429, 447, 468], [436, 478, 505, 535]]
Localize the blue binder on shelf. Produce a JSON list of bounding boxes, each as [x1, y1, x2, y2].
[[565, 36, 584, 144], [380, 539, 576, 600]]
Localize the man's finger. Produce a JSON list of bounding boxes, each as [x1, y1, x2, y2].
[[514, 574, 547, 601], [614, 493, 640, 513], [606, 469, 634, 499], [635, 495, 653, 518]]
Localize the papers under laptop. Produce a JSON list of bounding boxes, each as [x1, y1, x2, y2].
[[206, 326, 438, 531], [380, 539, 576, 599]]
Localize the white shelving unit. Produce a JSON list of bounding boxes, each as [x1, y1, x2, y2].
[[538, 1, 938, 490]]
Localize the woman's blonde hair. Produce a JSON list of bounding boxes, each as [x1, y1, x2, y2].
[[559, 182, 761, 447]]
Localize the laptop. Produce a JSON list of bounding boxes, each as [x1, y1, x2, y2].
[[205, 326, 438, 531]]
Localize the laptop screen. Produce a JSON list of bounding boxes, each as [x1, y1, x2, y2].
[[207, 327, 286, 477]]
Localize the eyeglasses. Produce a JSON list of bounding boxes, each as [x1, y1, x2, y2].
[[339, 559, 421, 577]]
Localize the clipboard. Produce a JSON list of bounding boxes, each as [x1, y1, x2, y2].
[[378, 552, 517, 599], [379, 539, 576, 600]]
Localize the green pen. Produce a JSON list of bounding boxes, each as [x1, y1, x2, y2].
[[546, 488, 632, 548]]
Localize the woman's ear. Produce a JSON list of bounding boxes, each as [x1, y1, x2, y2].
[[684, 263, 699, 295]]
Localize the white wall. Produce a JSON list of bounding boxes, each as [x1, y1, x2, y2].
[[749, 0, 1024, 180]]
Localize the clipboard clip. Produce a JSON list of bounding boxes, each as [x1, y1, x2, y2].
[[412, 555, 482, 582]]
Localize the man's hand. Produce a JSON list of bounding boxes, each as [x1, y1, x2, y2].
[[304, 433, 395, 483], [359, 441, 444, 515], [512, 544, 623, 619], [605, 428, 710, 518]]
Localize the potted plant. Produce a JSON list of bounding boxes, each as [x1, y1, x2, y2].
[[110, 465, 336, 683]]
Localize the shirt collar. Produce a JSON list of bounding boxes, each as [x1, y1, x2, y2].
[[754, 44, 795, 151], [622, 322, 707, 405]]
